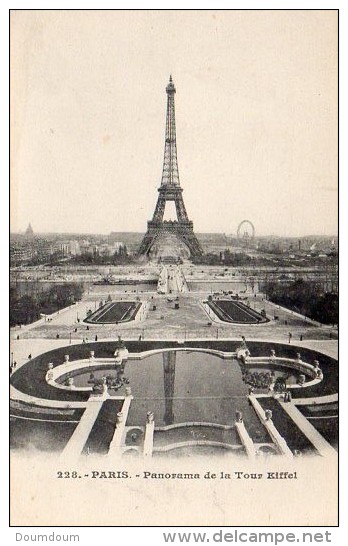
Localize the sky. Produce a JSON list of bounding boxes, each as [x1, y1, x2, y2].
[[10, 10, 338, 236]]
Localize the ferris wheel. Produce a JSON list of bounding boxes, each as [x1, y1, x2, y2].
[[237, 220, 255, 241]]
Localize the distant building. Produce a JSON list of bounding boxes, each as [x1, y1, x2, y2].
[[25, 223, 35, 239], [36, 239, 54, 260], [98, 244, 113, 257], [51, 240, 81, 257], [80, 241, 95, 255], [10, 245, 34, 265], [94, 242, 124, 257], [10, 237, 53, 265], [69, 240, 80, 256], [52, 242, 71, 256], [112, 242, 123, 253]]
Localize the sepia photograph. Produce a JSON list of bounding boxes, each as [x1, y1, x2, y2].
[[9, 9, 338, 527]]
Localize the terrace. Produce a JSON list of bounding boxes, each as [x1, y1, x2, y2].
[[10, 340, 338, 458]]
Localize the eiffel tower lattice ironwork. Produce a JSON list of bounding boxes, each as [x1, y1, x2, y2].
[[138, 76, 203, 258]]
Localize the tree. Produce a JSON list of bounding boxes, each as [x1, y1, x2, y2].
[[261, 279, 337, 325]]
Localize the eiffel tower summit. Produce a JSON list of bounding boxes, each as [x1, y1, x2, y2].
[[138, 76, 203, 260]]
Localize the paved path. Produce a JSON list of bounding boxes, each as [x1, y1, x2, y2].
[[249, 396, 293, 457], [294, 394, 338, 405], [11, 284, 337, 343], [10, 384, 87, 408], [60, 397, 105, 460], [235, 421, 256, 459], [264, 299, 323, 326], [108, 396, 132, 456], [279, 400, 337, 457]]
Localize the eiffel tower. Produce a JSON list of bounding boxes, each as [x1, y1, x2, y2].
[[138, 76, 203, 259]]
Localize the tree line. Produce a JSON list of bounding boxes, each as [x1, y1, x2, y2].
[[261, 279, 338, 325], [10, 283, 84, 326]]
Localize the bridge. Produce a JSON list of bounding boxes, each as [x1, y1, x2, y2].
[[157, 266, 189, 294]]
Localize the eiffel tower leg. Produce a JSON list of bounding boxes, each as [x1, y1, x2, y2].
[[179, 231, 204, 257], [175, 195, 189, 223], [152, 197, 166, 222]]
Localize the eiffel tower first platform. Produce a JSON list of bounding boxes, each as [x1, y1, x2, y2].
[[138, 77, 203, 259]]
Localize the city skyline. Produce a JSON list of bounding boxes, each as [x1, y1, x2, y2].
[[10, 227, 339, 238], [11, 11, 338, 237]]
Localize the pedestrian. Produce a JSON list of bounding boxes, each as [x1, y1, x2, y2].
[[13, 361, 17, 368], [288, 332, 292, 344], [300, 335, 303, 341], [28, 353, 32, 359], [95, 335, 98, 342]]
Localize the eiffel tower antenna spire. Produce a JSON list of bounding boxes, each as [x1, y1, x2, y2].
[[138, 77, 203, 260]]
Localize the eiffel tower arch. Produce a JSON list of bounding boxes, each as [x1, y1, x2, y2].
[[138, 77, 203, 260]]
